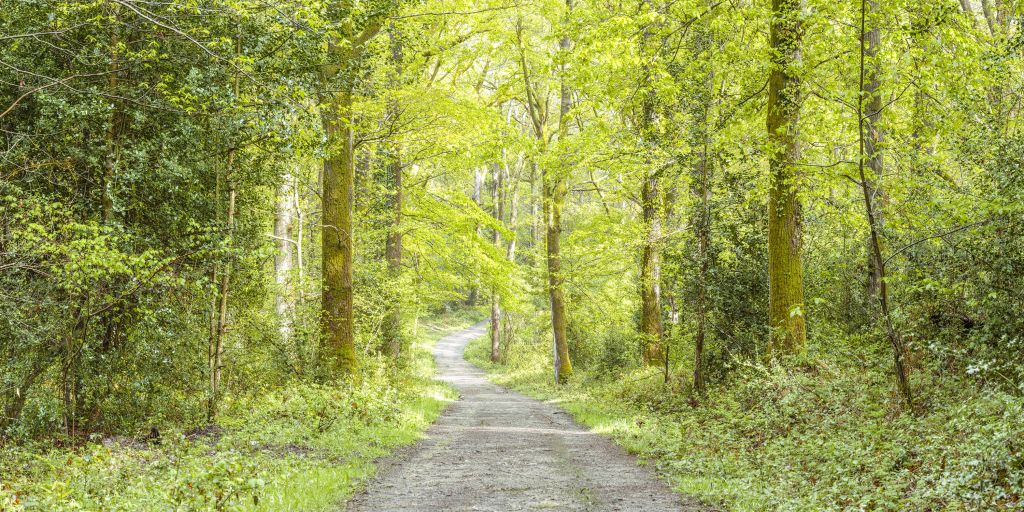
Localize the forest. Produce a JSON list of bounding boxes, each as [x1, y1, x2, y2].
[[1, 0, 1023, 510]]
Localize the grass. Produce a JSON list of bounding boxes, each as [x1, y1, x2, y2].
[[465, 333, 1024, 511], [0, 309, 483, 512]]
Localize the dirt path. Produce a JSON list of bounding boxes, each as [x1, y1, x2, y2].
[[345, 322, 707, 511]]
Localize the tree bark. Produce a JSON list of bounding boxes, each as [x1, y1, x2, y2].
[[690, 18, 714, 395], [863, 2, 884, 299], [980, 0, 998, 35], [320, 76, 357, 375], [766, 0, 807, 356], [639, 171, 664, 365], [317, 19, 384, 377]]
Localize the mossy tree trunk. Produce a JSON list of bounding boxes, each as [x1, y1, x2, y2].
[[544, 169, 572, 383], [637, 21, 665, 365], [548, 0, 575, 383], [639, 170, 664, 366], [320, 83, 357, 376], [515, 13, 573, 384], [766, 0, 807, 356]]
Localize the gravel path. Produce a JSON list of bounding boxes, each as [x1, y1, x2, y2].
[[345, 322, 707, 512]]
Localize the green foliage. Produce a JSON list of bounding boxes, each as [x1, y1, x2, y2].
[[0, 313, 473, 511]]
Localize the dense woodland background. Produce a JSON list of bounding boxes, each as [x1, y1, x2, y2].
[[2, 0, 1024, 509]]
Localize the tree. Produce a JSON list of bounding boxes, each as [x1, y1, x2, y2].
[[514, 4, 573, 383], [637, 5, 666, 367], [318, 11, 386, 376], [857, 0, 913, 409]]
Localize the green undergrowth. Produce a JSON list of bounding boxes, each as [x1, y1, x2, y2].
[[465, 335, 1024, 511], [0, 310, 482, 511]]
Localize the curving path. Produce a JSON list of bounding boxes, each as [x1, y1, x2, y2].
[[346, 322, 706, 511]]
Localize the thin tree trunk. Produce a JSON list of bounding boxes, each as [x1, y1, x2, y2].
[[863, 0, 884, 299], [102, 25, 123, 226], [530, 161, 540, 265], [62, 305, 87, 436], [490, 163, 504, 363], [514, 12, 572, 383], [547, 0, 575, 383], [209, 149, 236, 422], [691, 17, 714, 395], [766, 0, 808, 356], [505, 154, 520, 264], [692, 111, 712, 396], [468, 167, 485, 306], [858, 0, 914, 410]]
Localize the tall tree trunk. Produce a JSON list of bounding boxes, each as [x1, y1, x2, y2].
[[547, 0, 575, 384], [638, 30, 664, 365], [515, 12, 572, 383], [863, 1, 884, 299], [317, 17, 385, 376], [99, 14, 126, 356], [505, 154, 520, 263], [530, 161, 540, 266], [62, 305, 86, 436], [544, 169, 572, 383], [692, 109, 712, 396], [691, 18, 714, 395], [383, 25, 404, 358], [858, 0, 914, 410], [766, 0, 807, 356], [102, 24, 123, 226], [320, 82, 357, 375]]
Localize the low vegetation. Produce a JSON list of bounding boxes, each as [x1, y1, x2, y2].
[[0, 312, 479, 511], [467, 334, 1024, 511]]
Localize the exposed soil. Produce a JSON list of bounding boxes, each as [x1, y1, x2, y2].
[[345, 322, 708, 511]]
